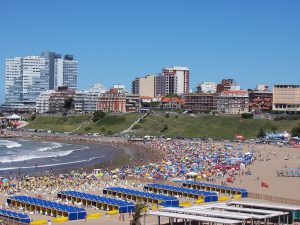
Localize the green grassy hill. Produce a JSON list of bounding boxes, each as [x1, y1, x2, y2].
[[27, 113, 297, 139], [135, 114, 297, 139], [27, 113, 141, 134], [27, 115, 91, 132]]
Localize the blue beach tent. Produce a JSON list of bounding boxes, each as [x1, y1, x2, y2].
[[183, 181, 248, 198], [0, 209, 30, 224], [144, 183, 218, 202], [7, 196, 86, 221], [58, 191, 135, 213], [103, 187, 179, 207]]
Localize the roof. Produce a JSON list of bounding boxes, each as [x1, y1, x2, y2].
[[161, 97, 183, 103], [183, 181, 248, 197], [213, 205, 287, 214], [144, 183, 218, 202], [9, 195, 86, 213], [228, 201, 300, 211], [0, 209, 30, 224], [148, 211, 243, 224], [6, 114, 21, 119], [140, 96, 153, 99], [221, 90, 248, 96], [58, 191, 135, 212], [103, 187, 179, 206]]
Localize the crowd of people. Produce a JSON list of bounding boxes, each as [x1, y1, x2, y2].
[[0, 139, 256, 197]]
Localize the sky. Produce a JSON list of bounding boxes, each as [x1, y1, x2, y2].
[[0, 0, 300, 102]]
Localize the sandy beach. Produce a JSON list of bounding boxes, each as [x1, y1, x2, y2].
[[1, 133, 300, 225]]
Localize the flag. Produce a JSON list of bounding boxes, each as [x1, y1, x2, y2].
[[261, 182, 269, 188]]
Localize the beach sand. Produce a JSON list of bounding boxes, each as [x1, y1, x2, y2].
[[1, 135, 300, 224], [220, 142, 300, 200]]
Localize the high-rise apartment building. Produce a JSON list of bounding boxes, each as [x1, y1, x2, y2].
[[273, 85, 300, 114], [131, 66, 189, 98], [54, 55, 78, 90], [162, 66, 190, 95], [154, 75, 166, 97], [3, 52, 78, 112], [132, 74, 156, 98]]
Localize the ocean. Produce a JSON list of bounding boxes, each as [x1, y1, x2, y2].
[[0, 138, 118, 175]]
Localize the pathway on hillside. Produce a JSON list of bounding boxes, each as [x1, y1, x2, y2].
[[120, 113, 148, 134]]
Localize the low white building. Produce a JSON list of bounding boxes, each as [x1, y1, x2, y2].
[[197, 82, 217, 94], [217, 90, 249, 114], [74, 83, 106, 113], [36, 90, 55, 114]]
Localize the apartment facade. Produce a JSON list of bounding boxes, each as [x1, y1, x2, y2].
[[97, 88, 126, 113], [217, 79, 237, 93], [183, 93, 218, 113], [273, 85, 300, 113], [36, 90, 55, 114], [54, 55, 78, 90], [162, 66, 190, 95], [132, 74, 156, 98], [196, 82, 217, 94], [48, 87, 76, 113], [3, 52, 78, 112], [217, 90, 249, 114], [74, 83, 106, 113]]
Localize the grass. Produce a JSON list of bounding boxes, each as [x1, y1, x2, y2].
[[27, 113, 298, 139], [27, 113, 142, 134], [136, 114, 297, 139], [78, 113, 141, 134], [27, 115, 91, 132]]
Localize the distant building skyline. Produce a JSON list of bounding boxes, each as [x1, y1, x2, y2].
[[0, 1, 299, 103], [3, 52, 78, 112]]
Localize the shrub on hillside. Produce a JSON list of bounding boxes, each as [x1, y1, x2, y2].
[[84, 126, 92, 131], [160, 124, 168, 133], [93, 110, 105, 122], [257, 128, 266, 138], [291, 124, 300, 137], [241, 113, 253, 119]]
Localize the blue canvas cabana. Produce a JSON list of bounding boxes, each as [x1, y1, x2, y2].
[[7, 196, 86, 221], [58, 191, 135, 213], [182, 181, 248, 198], [0, 209, 30, 224], [103, 187, 179, 207], [144, 183, 218, 202]]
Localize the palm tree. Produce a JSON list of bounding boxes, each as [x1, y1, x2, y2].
[[130, 202, 148, 225]]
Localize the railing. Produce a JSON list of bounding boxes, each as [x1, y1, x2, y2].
[[248, 192, 300, 206]]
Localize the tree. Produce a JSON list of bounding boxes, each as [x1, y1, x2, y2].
[[93, 110, 105, 122], [0, 112, 3, 117], [271, 126, 278, 133], [291, 124, 300, 137], [64, 97, 74, 111], [31, 114, 36, 121], [130, 202, 148, 225], [257, 128, 266, 138], [242, 113, 253, 119], [161, 124, 168, 133]]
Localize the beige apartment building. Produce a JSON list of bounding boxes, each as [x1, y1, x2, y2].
[[132, 75, 155, 98], [273, 85, 300, 113]]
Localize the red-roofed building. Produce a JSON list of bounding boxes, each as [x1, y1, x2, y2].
[[217, 90, 249, 114], [249, 98, 272, 112], [161, 96, 183, 110]]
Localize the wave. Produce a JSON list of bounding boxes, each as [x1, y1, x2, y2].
[[0, 140, 22, 149], [0, 156, 105, 171], [38, 142, 63, 151], [0, 145, 90, 163]]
